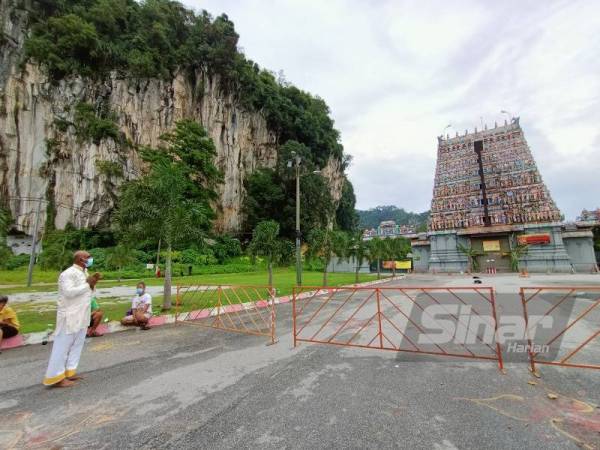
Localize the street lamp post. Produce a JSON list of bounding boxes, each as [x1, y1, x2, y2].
[[289, 152, 302, 286], [288, 153, 322, 287]]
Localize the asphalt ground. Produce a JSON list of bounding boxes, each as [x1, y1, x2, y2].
[[1, 274, 599, 449]]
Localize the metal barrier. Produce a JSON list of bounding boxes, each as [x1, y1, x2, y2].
[[520, 287, 600, 372], [175, 285, 276, 344], [293, 286, 504, 370]]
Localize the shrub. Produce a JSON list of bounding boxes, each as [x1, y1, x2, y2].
[[212, 235, 242, 263], [3, 253, 30, 270], [73, 102, 120, 144]]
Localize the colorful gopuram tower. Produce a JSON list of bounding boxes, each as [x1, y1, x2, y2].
[[411, 117, 587, 273]]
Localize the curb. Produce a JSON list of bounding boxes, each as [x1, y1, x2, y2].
[[0, 275, 400, 351]]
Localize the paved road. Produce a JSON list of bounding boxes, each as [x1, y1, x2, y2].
[[1, 275, 599, 449]]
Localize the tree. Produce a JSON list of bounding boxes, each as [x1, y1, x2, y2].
[[307, 228, 336, 286], [509, 235, 529, 272], [457, 243, 482, 273], [243, 169, 286, 233], [0, 207, 13, 263], [117, 120, 221, 310], [348, 230, 369, 283], [106, 244, 135, 281], [330, 230, 350, 273], [383, 237, 410, 277], [335, 178, 358, 232], [248, 220, 281, 287], [367, 237, 386, 279]]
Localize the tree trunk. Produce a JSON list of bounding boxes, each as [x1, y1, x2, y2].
[[323, 264, 328, 286], [377, 258, 381, 280], [118, 265, 122, 282], [355, 263, 360, 283], [267, 259, 273, 287], [392, 265, 396, 278], [163, 244, 172, 310]]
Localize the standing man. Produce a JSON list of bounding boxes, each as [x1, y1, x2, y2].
[[43, 251, 101, 388]]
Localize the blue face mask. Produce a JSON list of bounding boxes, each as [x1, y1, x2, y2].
[[136, 288, 144, 295], [85, 257, 94, 268]]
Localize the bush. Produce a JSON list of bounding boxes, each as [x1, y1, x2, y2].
[[89, 247, 108, 269], [3, 253, 30, 270], [74, 102, 120, 144], [212, 235, 242, 264]]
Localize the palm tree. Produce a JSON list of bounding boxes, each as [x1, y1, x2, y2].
[[509, 234, 528, 272], [457, 243, 482, 273], [117, 120, 221, 310], [348, 230, 369, 283], [248, 221, 281, 287], [331, 231, 350, 273], [385, 237, 410, 277], [308, 228, 335, 286], [368, 237, 386, 279]]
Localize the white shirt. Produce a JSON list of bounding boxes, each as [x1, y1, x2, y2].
[[56, 265, 92, 335], [132, 293, 152, 315]]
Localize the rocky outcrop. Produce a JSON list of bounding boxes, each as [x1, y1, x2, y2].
[[0, 1, 344, 236]]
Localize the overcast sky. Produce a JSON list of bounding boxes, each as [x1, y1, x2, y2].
[[189, 0, 600, 220]]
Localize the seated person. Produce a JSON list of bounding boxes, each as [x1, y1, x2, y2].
[[87, 296, 104, 337], [121, 282, 152, 330], [0, 295, 20, 350]]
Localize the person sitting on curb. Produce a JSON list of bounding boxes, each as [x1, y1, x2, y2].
[[87, 296, 104, 337], [121, 282, 152, 331], [0, 295, 20, 351]]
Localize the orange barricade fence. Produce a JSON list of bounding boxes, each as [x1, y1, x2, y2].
[[520, 287, 600, 372], [175, 285, 276, 344], [293, 286, 504, 371]]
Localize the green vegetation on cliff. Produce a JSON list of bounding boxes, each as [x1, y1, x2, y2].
[[23, 0, 356, 236], [25, 0, 344, 168]]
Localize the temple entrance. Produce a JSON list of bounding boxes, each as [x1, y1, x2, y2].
[[470, 235, 512, 272]]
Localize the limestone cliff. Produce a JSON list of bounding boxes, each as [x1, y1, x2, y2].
[[0, 1, 344, 236]]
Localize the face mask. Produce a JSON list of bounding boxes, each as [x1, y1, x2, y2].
[[85, 257, 94, 268], [136, 288, 144, 295]]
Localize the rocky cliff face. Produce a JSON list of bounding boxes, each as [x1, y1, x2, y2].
[[0, 1, 344, 236]]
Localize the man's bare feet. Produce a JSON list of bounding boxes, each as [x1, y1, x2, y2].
[[67, 374, 84, 381], [52, 379, 75, 388]]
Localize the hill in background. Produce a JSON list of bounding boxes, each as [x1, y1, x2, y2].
[[357, 206, 429, 230]]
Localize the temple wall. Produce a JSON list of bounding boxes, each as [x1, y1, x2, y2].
[[428, 231, 468, 273], [562, 232, 598, 273], [411, 244, 430, 272]]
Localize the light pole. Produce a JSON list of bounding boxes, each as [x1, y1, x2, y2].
[[287, 153, 323, 287], [289, 151, 302, 286]]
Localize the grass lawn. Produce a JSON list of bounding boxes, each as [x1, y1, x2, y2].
[[0, 267, 379, 294], [9, 269, 381, 334]]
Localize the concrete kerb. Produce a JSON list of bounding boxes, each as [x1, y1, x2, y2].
[[0, 276, 401, 351]]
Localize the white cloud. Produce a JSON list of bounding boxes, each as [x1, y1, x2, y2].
[[188, 0, 600, 219]]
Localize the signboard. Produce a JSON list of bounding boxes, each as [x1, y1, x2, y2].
[[396, 260, 412, 270], [146, 263, 155, 269], [383, 260, 412, 269], [517, 234, 551, 245], [483, 240, 501, 252]]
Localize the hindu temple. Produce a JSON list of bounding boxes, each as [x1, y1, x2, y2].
[[411, 117, 597, 273]]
